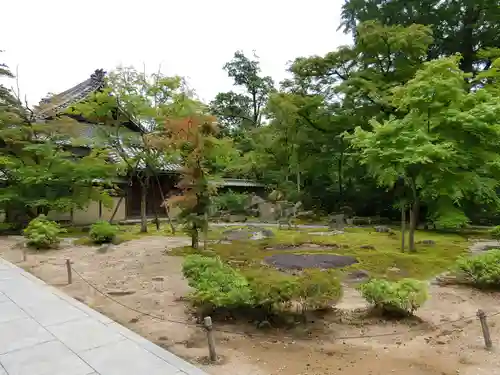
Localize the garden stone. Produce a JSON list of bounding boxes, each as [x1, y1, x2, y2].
[[328, 214, 345, 231], [387, 266, 401, 274], [346, 269, 370, 282], [417, 239, 436, 246], [97, 244, 114, 253], [107, 289, 136, 296], [359, 245, 375, 250], [222, 227, 274, 242], [309, 230, 344, 236], [374, 225, 390, 233], [469, 241, 500, 254]]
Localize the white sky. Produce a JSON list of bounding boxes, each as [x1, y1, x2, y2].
[[1, 0, 351, 106]]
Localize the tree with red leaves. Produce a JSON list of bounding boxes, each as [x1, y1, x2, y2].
[[163, 115, 219, 248]]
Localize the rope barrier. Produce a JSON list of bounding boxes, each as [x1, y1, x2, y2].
[[69, 264, 499, 342]]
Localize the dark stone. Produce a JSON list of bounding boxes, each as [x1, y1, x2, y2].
[[107, 289, 136, 296], [222, 227, 274, 241], [346, 270, 370, 282], [152, 276, 165, 282], [264, 253, 358, 270], [359, 245, 375, 250], [417, 239, 436, 246]]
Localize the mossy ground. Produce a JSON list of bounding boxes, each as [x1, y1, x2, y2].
[[172, 226, 475, 280]]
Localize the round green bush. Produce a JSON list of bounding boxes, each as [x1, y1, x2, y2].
[[455, 250, 500, 288], [358, 278, 428, 316], [89, 221, 119, 244], [489, 226, 500, 239], [23, 215, 65, 250]]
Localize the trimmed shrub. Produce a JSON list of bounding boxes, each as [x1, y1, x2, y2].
[[297, 269, 343, 311], [489, 226, 500, 239], [89, 221, 119, 244], [182, 255, 344, 319], [358, 278, 428, 316], [23, 215, 66, 249], [244, 268, 300, 311], [455, 250, 500, 288], [182, 255, 253, 309]]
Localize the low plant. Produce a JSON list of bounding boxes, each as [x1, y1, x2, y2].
[[89, 221, 119, 244], [212, 191, 249, 215], [244, 268, 300, 312], [297, 269, 343, 311], [182, 255, 344, 320], [455, 250, 500, 288], [182, 255, 254, 309], [23, 215, 66, 249], [358, 278, 428, 316], [489, 226, 500, 239]]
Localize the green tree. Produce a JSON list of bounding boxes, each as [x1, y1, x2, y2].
[[72, 67, 196, 233], [210, 51, 274, 138], [340, 0, 500, 74], [0, 57, 116, 227], [347, 55, 500, 251]]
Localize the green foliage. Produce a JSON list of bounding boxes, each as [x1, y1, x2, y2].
[[181, 255, 343, 317], [358, 278, 428, 316], [23, 215, 66, 249], [212, 191, 249, 215], [89, 221, 119, 244], [455, 250, 500, 288], [490, 226, 500, 239], [182, 255, 253, 308], [296, 269, 343, 311]]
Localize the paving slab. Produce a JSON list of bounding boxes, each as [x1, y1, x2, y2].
[[0, 257, 208, 375], [46, 318, 125, 353], [0, 341, 94, 375]]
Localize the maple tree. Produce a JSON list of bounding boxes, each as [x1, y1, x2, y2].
[[163, 115, 219, 249]]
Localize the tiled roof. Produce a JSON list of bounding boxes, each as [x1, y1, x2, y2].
[[108, 146, 182, 172], [33, 70, 106, 120]]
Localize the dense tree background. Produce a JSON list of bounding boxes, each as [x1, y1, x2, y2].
[[209, 0, 500, 227], [2, 0, 500, 231]]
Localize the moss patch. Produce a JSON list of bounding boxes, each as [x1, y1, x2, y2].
[[172, 227, 470, 280]]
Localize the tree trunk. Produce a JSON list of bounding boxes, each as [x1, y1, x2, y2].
[[140, 177, 149, 233], [401, 207, 406, 252], [338, 149, 344, 202], [154, 174, 176, 234], [109, 196, 124, 224], [191, 224, 199, 249], [203, 212, 209, 251], [408, 200, 419, 252]]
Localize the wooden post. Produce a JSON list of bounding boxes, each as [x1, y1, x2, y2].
[[401, 207, 406, 252], [66, 259, 72, 285], [477, 309, 493, 349], [203, 316, 217, 362]]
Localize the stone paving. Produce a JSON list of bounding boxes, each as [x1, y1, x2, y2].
[[0, 257, 208, 375]]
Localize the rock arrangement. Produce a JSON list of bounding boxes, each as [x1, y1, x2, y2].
[[264, 253, 358, 270]]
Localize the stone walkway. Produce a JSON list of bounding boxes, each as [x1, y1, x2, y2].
[[0, 258, 208, 375]]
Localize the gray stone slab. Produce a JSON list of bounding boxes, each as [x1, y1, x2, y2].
[[106, 322, 208, 375], [0, 292, 9, 304], [3, 283, 62, 309], [0, 317, 54, 354], [0, 300, 28, 324], [46, 317, 125, 353], [50, 289, 114, 325], [80, 340, 181, 375], [0, 340, 94, 375], [23, 298, 89, 327]]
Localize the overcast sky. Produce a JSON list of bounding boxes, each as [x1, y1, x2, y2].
[[1, 0, 352, 106]]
